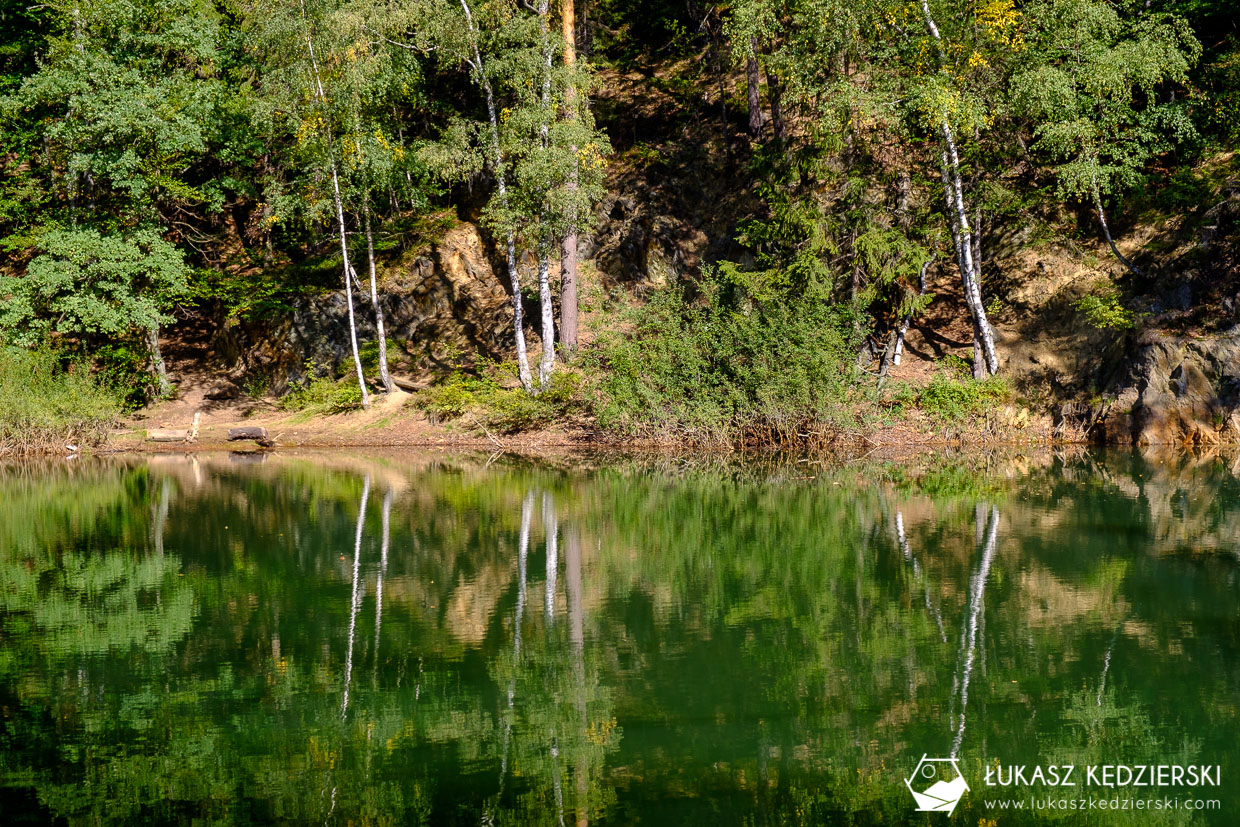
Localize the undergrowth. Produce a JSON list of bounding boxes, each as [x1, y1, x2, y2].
[[585, 272, 861, 445], [0, 348, 120, 456], [885, 362, 1011, 424], [414, 365, 584, 433], [279, 362, 365, 415]]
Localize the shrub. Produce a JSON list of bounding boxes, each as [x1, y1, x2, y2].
[[0, 348, 121, 456], [1075, 290, 1136, 330], [279, 364, 364, 414], [917, 373, 1010, 423], [589, 271, 859, 443], [414, 369, 584, 433]]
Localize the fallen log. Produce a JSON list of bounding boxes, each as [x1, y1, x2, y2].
[[391, 375, 427, 393], [147, 429, 189, 442]]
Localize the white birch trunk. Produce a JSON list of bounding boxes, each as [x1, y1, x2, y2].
[[918, 0, 999, 378], [301, 0, 370, 407], [1093, 180, 1141, 276], [363, 198, 393, 393], [536, 0, 557, 390], [460, 0, 533, 392], [893, 259, 928, 366]]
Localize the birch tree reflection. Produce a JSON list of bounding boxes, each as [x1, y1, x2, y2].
[[951, 504, 999, 759]]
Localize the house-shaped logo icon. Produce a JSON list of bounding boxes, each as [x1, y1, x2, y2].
[[905, 755, 969, 815]]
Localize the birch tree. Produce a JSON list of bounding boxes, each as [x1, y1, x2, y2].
[[1011, 0, 1199, 276], [912, 0, 1000, 377], [300, 0, 370, 407]]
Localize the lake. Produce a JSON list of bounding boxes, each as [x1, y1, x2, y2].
[[1, 449, 1237, 824]]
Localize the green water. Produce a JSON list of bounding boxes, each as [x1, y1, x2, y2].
[[1, 450, 1237, 825]]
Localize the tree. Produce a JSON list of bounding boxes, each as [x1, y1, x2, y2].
[[1, 228, 189, 394], [1012, 0, 1200, 276], [559, 0, 581, 354], [1, 0, 223, 394]]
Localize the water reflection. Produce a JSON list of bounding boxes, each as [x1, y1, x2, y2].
[[0, 450, 1237, 824]]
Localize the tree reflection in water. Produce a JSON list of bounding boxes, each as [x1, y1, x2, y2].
[[0, 453, 1235, 825]]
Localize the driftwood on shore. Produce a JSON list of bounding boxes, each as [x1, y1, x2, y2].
[[146, 413, 199, 444], [147, 429, 189, 442]]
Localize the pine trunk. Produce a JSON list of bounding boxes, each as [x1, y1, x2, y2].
[[560, 0, 580, 353]]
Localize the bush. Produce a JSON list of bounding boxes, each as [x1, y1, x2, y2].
[[279, 364, 364, 414], [916, 372, 1010, 423], [1075, 290, 1137, 330], [0, 348, 121, 456], [589, 272, 860, 443], [414, 369, 584, 433]]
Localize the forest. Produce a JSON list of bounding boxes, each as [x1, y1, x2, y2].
[[1, 0, 1238, 451]]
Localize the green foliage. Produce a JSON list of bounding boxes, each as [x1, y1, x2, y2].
[[415, 368, 584, 432], [0, 228, 189, 346], [1075, 289, 1138, 330], [915, 372, 1011, 423], [360, 337, 403, 373], [279, 364, 364, 414], [94, 340, 160, 408], [1011, 0, 1201, 203], [0, 347, 120, 456], [591, 269, 859, 442]]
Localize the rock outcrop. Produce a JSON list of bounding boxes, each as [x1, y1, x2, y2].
[[212, 222, 513, 389], [1089, 327, 1240, 445]]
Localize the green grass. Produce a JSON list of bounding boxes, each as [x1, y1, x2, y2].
[[0, 347, 121, 456]]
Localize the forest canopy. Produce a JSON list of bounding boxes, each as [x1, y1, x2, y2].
[[0, 0, 1235, 441]]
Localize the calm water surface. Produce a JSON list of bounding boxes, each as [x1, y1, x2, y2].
[[1, 450, 1238, 824]]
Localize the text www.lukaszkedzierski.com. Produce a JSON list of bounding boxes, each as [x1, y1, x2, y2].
[[984, 797, 1220, 812]]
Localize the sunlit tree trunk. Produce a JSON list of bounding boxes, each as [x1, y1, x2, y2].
[[362, 197, 393, 393], [560, 0, 580, 353], [301, 0, 369, 407], [536, 0, 557, 390], [918, 0, 998, 378], [1092, 178, 1141, 276], [147, 326, 171, 397], [460, 0, 534, 392]]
